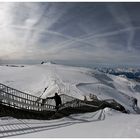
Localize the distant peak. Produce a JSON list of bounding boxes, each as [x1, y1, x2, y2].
[[41, 60, 56, 65]]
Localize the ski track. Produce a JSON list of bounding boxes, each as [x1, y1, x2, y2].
[[0, 109, 105, 138]]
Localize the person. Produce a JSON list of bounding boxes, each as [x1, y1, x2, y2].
[[133, 98, 138, 109], [47, 93, 62, 110]]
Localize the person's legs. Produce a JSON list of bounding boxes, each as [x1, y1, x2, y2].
[[55, 105, 59, 111], [55, 102, 59, 111]]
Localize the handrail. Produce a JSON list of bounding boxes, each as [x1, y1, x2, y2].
[[0, 83, 120, 114], [0, 83, 40, 101], [0, 83, 56, 111], [0, 83, 84, 112]]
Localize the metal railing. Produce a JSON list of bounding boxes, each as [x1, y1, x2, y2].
[[0, 83, 84, 112], [0, 83, 125, 118], [0, 83, 55, 111]]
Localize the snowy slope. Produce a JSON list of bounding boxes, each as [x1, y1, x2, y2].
[[15, 109, 140, 138], [0, 63, 140, 138], [0, 63, 140, 137], [0, 62, 139, 113], [0, 108, 140, 138], [0, 63, 98, 99]]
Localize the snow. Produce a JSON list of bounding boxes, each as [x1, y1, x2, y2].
[[0, 63, 140, 138], [0, 108, 140, 138], [0, 63, 98, 99]]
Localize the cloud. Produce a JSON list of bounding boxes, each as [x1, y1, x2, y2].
[[0, 2, 140, 66]]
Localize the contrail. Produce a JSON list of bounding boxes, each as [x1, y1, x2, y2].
[[107, 3, 134, 51], [46, 26, 140, 54]]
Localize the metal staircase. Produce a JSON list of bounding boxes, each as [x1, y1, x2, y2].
[[0, 83, 93, 119], [0, 83, 127, 120]]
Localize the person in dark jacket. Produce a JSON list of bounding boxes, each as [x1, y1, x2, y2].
[[133, 98, 138, 109], [47, 93, 62, 110]]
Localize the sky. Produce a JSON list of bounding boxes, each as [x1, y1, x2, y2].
[[0, 2, 140, 66]]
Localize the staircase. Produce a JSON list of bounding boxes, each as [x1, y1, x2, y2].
[[0, 83, 127, 120]]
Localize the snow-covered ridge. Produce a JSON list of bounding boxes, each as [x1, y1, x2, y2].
[[0, 63, 140, 113], [96, 67, 140, 80]]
